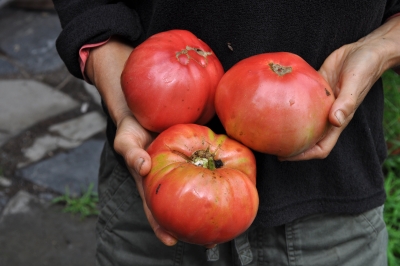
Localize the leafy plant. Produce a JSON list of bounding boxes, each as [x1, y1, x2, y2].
[[382, 69, 400, 266], [382, 70, 400, 155], [384, 169, 400, 266], [52, 182, 99, 219]]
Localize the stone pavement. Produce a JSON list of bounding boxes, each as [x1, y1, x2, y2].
[[0, 4, 106, 266]]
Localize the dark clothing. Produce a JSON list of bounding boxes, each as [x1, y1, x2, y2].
[[53, 0, 400, 227], [96, 140, 388, 266]]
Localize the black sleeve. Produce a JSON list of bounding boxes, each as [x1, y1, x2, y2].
[[384, 0, 400, 21], [53, 0, 142, 79]]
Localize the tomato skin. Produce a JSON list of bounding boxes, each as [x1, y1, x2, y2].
[[143, 124, 259, 245], [215, 52, 335, 157], [121, 30, 224, 133]]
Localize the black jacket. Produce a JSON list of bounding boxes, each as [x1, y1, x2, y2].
[[53, 0, 400, 227]]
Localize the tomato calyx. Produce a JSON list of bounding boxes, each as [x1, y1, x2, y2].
[[190, 148, 223, 170], [269, 62, 292, 76], [176, 46, 213, 67]]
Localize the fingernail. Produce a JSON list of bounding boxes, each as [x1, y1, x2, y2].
[[335, 110, 345, 126], [135, 158, 145, 174]]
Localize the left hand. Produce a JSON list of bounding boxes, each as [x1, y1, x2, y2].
[[86, 36, 179, 246], [281, 16, 400, 161]]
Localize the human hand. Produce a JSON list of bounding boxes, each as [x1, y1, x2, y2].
[[113, 116, 178, 246], [281, 16, 400, 161], [85, 36, 178, 246]]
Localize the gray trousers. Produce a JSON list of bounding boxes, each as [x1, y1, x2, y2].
[[96, 141, 388, 266]]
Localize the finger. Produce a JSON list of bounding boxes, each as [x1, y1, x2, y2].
[[328, 69, 364, 128], [124, 151, 177, 246], [328, 91, 356, 128], [279, 125, 342, 161], [122, 145, 152, 177], [142, 198, 178, 246], [125, 156, 177, 246], [114, 117, 153, 176], [113, 117, 177, 245], [317, 45, 348, 98]]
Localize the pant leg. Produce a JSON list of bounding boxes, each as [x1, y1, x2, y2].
[[285, 206, 388, 266], [95, 140, 234, 266], [243, 206, 388, 266], [95, 140, 388, 266]]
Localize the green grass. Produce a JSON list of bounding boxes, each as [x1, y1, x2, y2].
[[52, 182, 99, 219], [382, 69, 400, 266]]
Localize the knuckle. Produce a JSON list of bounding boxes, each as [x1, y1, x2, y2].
[[113, 134, 124, 153], [124, 149, 137, 169], [341, 97, 357, 115], [318, 152, 330, 159], [317, 147, 331, 159]]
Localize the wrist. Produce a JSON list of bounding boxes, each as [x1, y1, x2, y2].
[[85, 36, 134, 126], [112, 107, 134, 128], [362, 16, 400, 72], [79, 39, 110, 84]]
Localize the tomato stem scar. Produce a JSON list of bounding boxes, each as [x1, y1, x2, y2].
[[190, 147, 223, 170]]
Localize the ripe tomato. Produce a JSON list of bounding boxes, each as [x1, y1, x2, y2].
[[215, 52, 335, 157], [143, 124, 259, 245], [121, 30, 224, 133]]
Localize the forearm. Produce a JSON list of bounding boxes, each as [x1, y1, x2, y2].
[[83, 35, 175, 245], [85, 36, 133, 126], [360, 16, 400, 74]]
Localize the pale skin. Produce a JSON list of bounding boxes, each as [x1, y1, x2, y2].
[[85, 16, 400, 245]]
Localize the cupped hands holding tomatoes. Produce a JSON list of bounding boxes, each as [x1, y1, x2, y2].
[[119, 32, 338, 245], [116, 26, 392, 246]]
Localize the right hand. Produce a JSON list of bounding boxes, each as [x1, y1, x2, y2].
[[85, 36, 178, 246], [114, 115, 178, 246]]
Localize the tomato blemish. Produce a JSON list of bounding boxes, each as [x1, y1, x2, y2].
[[176, 46, 212, 67], [215, 159, 223, 168], [269, 62, 292, 76], [325, 88, 331, 96], [156, 183, 162, 194]]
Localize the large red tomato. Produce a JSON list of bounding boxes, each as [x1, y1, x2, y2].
[[215, 52, 335, 157], [143, 124, 259, 246], [121, 30, 224, 133]]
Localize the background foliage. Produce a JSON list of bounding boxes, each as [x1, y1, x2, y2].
[[382, 70, 400, 266]]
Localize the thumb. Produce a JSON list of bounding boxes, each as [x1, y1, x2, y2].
[[122, 146, 152, 177], [328, 72, 361, 129], [113, 116, 153, 176]]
